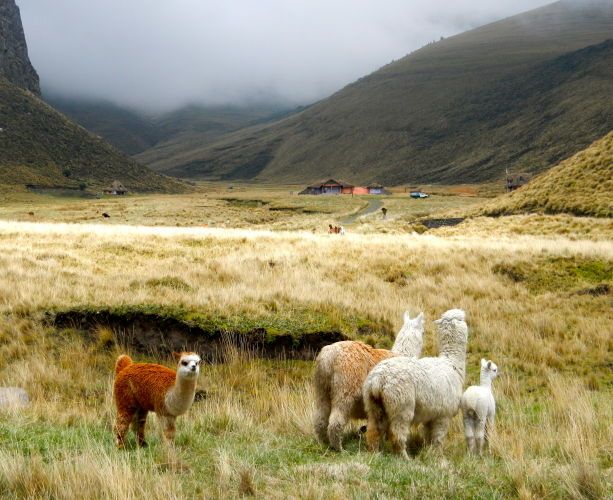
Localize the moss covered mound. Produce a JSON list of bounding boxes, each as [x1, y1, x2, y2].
[[49, 304, 394, 360]]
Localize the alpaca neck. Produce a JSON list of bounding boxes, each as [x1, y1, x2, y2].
[[165, 374, 197, 416], [391, 329, 421, 357], [479, 373, 493, 390], [437, 321, 467, 379], [440, 341, 467, 379]]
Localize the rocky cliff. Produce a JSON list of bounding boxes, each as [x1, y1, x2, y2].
[[0, 0, 39, 94]]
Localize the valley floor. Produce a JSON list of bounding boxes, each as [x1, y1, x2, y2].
[[0, 188, 611, 498]]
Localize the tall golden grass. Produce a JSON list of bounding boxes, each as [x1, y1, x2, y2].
[[0, 219, 611, 497]]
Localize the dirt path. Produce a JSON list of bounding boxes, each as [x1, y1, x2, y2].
[[341, 198, 383, 224]]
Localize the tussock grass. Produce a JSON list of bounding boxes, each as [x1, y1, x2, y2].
[[480, 131, 613, 218], [0, 220, 611, 497]]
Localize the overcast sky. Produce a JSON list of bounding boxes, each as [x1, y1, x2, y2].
[[18, 0, 552, 111]]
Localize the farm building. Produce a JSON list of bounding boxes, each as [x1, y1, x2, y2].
[[104, 180, 127, 195], [367, 184, 385, 195], [299, 179, 354, 195], [506, 173, 531, 191], [299, 179, 386, 195]]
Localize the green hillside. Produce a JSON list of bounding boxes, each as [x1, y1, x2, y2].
[[135, 104, 297, 168], [0, 78, 187, 192], [145, 0, 613, 184], [44, 95, 161, 155], [480, 131, 613, 217], [47, 96, 296, 157]]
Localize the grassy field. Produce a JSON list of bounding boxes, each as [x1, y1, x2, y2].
[[0, 188, 611, 498], [0, 184, 489, 233]]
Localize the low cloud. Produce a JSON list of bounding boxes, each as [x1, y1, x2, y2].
[[18, 0, 551, 111]]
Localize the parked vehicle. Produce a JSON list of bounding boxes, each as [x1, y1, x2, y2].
[[410, 191, 429, 199]]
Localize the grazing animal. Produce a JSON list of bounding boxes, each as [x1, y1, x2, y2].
[[102, 212, 110, 218], [363, 309, 468, 459], [461, 359, 499, 455], [328, 224, 345, 234], [313, 311, 425, 451], [113, 352, 201, 447]]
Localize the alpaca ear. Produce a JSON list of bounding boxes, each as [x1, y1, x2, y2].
[[487, 361, 492, 369], [403, 311, 411, 323], [172, 352, 182, 362], [481, 358, 487, 368], [413, 312, 424, 327]]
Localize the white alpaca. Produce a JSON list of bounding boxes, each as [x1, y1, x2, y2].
[[362, 309, 468, 459], [313, 311, 425, 451], [461, 359, 499, 455]]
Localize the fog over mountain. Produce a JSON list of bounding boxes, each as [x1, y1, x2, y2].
[[18, 0, 552, 111]]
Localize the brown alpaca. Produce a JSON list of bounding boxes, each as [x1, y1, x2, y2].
[[313, 312, 424, 450], [113, 352, 201, 447]]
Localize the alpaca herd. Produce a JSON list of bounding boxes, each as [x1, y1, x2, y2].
[[315, 308, 499, 458], [111, 308, 497, 459]]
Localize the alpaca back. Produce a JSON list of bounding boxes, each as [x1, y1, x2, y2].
[[364, 355, 464, 424], [315, 341, 394, 416], [461, 386, 493, 419], [114, 363, 177, 414]]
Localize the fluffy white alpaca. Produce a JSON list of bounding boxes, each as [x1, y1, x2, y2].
[[461, 359, 499, 455], [313, 312, 425, 451], [362, 309, 468, 459]]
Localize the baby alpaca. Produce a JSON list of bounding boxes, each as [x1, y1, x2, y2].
[[363, 309, 468, 459], [461, 359, 499, 455], [113, 352, 201, 447], [313, 311, 425, 451]]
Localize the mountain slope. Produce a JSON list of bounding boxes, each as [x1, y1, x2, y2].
[[479, 131, 613, 217], [0, 78, 186, 192], [149, 0, 613, 184], [0, 0, 39, 94], [44, 95, 161, 155], [135, 104, 298, 170], [47, 95, 297, 158]]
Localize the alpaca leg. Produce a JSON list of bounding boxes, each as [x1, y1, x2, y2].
[[133, 409, 148, 447], [313, 392, 332, 446], [365, 403, 387, 453], [114, 409, 134, 448], [161, 416, 177, 442], [428, 418, 450, 448], [327, 407, 349, 451], [389, 419, 411, 460], [475, 418, 487, 456], [485, 414, 495, 452], [463, 416, 476, 454]]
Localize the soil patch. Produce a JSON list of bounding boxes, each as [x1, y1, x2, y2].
[[50, 309, 348, 361], [421, 217, 465, 229]]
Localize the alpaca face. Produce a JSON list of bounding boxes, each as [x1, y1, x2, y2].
[[177, 352, 202, 379], [480, 358, 499, 379]]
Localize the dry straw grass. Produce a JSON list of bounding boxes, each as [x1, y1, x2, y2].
[[480, 131, 613, 218], [0, 219, 611, 497]]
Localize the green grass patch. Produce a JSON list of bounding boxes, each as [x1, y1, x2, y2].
[[493, 257, 612, 294]]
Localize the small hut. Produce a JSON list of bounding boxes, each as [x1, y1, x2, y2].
[[506, 173, 531, 192], [367, 183, 385, 195], [104, 180, 127, 195]]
